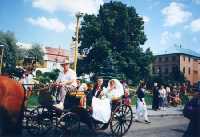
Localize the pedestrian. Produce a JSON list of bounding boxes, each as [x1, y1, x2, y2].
[[159, 85, 167, 110], [180, 83, 187, 95], [183, 90, 200, 137], [135, 81, 151, 123], [166, 85, 171, 107], [152, 82, 159, 111]]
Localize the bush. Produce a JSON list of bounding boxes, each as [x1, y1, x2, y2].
[[27, 94, 39, 107]]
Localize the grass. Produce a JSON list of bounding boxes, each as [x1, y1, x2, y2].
[[131, 93, 153, 105], [27, 91, 189, 108], [27, 93, 153, 107]]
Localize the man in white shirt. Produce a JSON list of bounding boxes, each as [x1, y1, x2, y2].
[[53, 60, 77, 110]]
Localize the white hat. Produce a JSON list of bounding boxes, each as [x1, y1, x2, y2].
[[60, 59, 70, 65]]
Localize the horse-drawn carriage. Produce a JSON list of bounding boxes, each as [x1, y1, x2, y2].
[[23, 82, 133, 137]]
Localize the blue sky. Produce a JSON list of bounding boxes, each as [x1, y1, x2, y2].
[[0, 0, 200, 54]]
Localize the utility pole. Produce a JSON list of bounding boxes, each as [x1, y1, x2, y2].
[[0, 45, 5, 75], [73, 12, 83, 72]]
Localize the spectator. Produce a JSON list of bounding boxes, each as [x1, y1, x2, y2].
[[159, 85, 167, 110], [152, 82, 159, 111], [180, 83, 187, 95], [169, 86, 181, 106], [166, 85, 171, 107]]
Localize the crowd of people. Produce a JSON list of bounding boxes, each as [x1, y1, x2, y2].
[[152, 82, 188, 111]]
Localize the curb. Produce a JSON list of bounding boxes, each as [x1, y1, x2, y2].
[[132, 112, 183, 117], [148, 113, 183, 117]]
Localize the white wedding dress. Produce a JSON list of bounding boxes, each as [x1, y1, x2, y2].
[[92, 79, 124, 123]]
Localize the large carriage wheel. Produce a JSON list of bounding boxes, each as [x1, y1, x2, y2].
[[95, 122, 109, 130], [58, 112, 80, 137], [27, 106, 53, 136], [23, 108, 31, 128], [110, 104, 133, 137]]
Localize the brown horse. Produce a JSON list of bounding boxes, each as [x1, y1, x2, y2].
[[0, 76, 25, 136]]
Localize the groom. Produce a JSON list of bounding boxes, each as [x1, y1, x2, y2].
[[92, 77, 104, 98]]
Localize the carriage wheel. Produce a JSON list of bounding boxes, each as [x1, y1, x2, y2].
[[23, 108, 31, 128], [95, 122, 109, 130], [58, 112, 80, 137], [110, 104, 133, 137], [27, 106, 53, 136]]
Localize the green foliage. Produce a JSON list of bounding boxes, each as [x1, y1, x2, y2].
[[0, 31, 17, 74], [36, 70, 42, 77], [35, 69, 60, 84], [27, 94, 39, 107], [131, 93, 153, 105], [151, 70, 186, 86], [27, 44, 44, 64], [78, 1, 153, 83]]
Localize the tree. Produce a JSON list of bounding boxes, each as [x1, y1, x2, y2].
[[78, 1, 153, 83], [27, 44, 44, 64], [0, 31, 18, 74]]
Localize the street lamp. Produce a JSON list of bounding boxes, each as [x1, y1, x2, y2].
[[73, 12, 83, 72], [0, 44, 5, 75]]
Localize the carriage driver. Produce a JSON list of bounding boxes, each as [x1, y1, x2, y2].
[[53, 59, 77, 110]]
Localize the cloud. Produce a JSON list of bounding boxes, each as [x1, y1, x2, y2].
[[67, 21, 76, 31], [192, 0, 200, 4], [161, 2, 192, 26], [160, 31, 182, 45], [174, 32, 182, 39], [32, 0, 104, 14], [149, 1, 160, 10], [160, 31, 170, 45], [190, 18, 200, 32], [192, 37, 198, 43], [142, 16, 150, 23], [27, 17, 66, 32]]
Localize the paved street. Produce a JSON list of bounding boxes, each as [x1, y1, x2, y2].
[[19, 115, 190, 137], [124, 116, 189, 137], [0, 115, 190, 137]]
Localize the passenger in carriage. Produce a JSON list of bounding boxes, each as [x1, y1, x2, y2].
[[18, 69, 34, 107], [101, 79, 124, 100], [92, 77, 104, 97], [86, 77, 104, 106], [92, 79, 124, 123], [53, 60, 77, 110]]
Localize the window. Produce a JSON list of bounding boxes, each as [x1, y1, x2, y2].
[[183, 56, 185, 61], [183, 67, 185, 74], [158, 67, 161, 73], [172, 65, 179, 73], [188, 57, 191, 62], [165, 68, 169, 74], [188, 67, 191, 75], [172, 56, 176, 61], [159, 57, 162, 62], [165, 57, 168, 62], [153, 67, 155, 74]]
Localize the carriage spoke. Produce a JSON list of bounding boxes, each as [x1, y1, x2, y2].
[[112, 121, 120, 129], [113, 124, 120, 135], [116, 124, 122, 136]]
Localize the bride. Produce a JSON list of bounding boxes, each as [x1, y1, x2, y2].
[[92, 79, 124, 123]]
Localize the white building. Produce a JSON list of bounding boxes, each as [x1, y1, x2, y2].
[[43, 47, 69, 71]]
